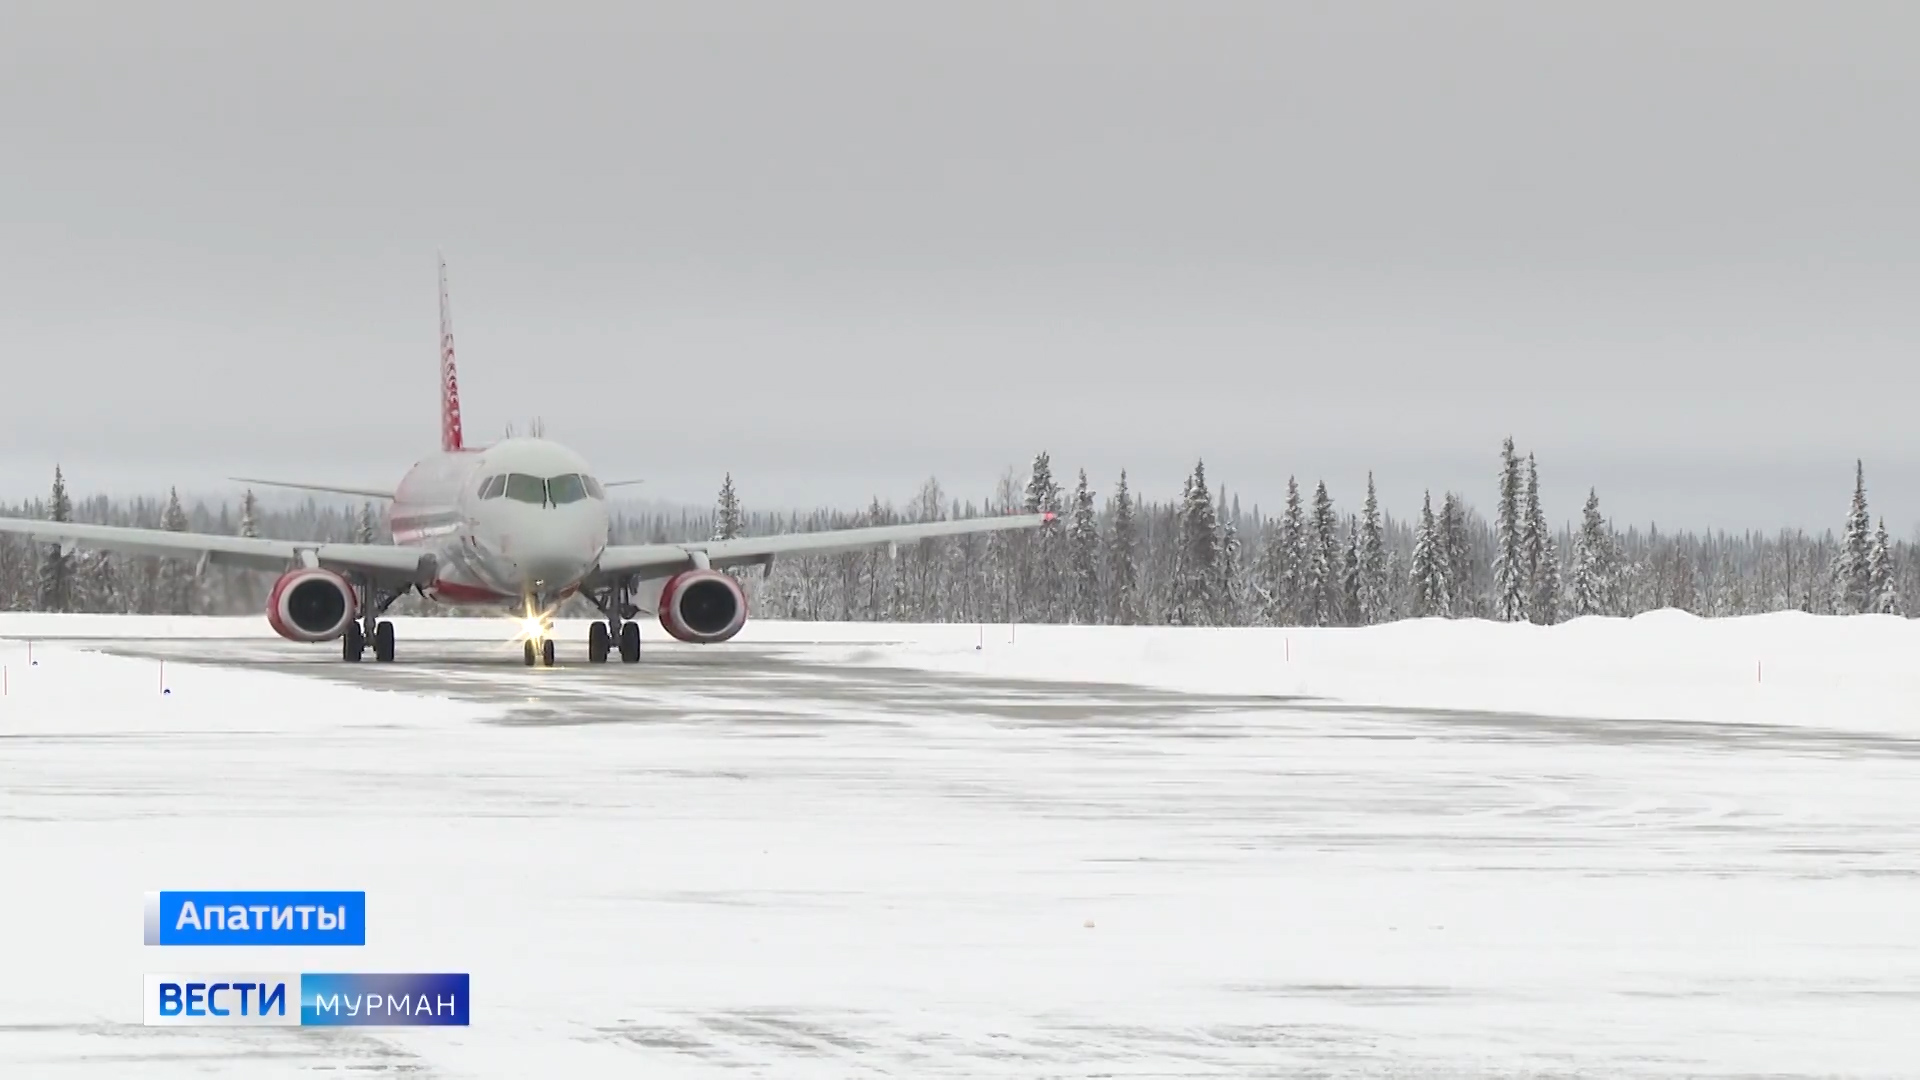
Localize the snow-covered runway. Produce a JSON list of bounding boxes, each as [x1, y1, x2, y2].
[[1, 615, 1916, 1077]]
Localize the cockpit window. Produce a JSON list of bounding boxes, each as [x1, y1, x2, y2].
[[582, 475, 605, 500], [548, 473, 588, 505], [479, 474, 506, 500], [503, 473, 546, 504]]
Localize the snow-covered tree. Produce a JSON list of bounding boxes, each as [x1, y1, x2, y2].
[[1869, 517, 1902, 615], [712, 473, 744, 541], [1521, 454, 1559, 625], [74, 550, 124, 614], [1493, 436, 1525, 622], [1259, 476, 1307, 625], [1440, 492, 1474, 617], [36, 466, 74, 612], [155, 488, 194, 615], [1306, 480, 1339, 626], [1831, 460, 1873, 614], [1167, 461, 1220, 626], [1341, 518, 1361, 626], [355, 502, 377, 545], [1409, 490, 1448, 616], [1217, 486, 1243, 625], [1107, 470, 1141, 625], [1357, 471, 1390, 623], [1569, 488, 1613, 617], [238, 489, 259, 538], [1067, 469, 1101, 624], [1668, 545, 1699, 613], [1023, 451, 1065, 621]]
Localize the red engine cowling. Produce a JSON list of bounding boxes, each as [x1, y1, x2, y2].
[[657, 569, 747, 643], [266, 567, 359, 642]]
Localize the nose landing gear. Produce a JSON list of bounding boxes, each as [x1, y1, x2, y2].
[[520, 602, 557, 667]]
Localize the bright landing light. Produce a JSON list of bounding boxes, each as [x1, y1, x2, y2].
[[507, 598, 560, 648]]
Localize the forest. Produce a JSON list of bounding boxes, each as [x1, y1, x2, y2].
[[1, 437, 1908, 626]]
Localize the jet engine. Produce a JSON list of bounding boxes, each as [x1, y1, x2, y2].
[[266, 567, 358, 642], [657, 569, 747, 643]]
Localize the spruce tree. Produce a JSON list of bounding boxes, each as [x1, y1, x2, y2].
[[156, 488, 194, 615], [37, 466, 75, 612], [1570, 488, 1612, 617], [1106, 470, 1141, 625], [1253, 513, 1284, 625], [1831, 460, 1873, 614], [1168, 461, 1220, 625], [1357, 471, 1390, 623], [1493, 437, 1526, 621], [712, 473, 744, 541], [1440, 492, 1473, 617], [1067, 469, 1101, 624], [239, 490, 259, 538], [1307, 480, 1339, 626], [1520, 455, 1559, 624], [1341, 518, 1361, 626], [355, 502, 376, 544], [1261, 476, 1308, 625], [1217, 485, 1242, 625], [1022, 451, 1064, 621], [1409, 490, 1448, 616], [1869, 517, 1902, 615]]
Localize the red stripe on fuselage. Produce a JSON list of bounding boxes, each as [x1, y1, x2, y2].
[[427, 580, 514, 604], [425, 579, 583, 606]]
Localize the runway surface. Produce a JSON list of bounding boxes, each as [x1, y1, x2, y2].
[[3, 632, 1916, 1077]]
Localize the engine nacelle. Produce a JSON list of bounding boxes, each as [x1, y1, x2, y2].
[[266, 567, 358, 642], [657, 569, 747, 644]]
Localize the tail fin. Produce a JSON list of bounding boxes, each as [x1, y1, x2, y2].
[[438, 254, 465, 451]]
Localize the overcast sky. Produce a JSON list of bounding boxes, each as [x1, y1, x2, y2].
[[2, 2, 1916, 534]]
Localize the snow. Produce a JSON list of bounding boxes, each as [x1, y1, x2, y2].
[[1, 611, 1917, 1076]]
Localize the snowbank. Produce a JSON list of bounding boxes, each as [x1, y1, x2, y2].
[[793, 611, 1920, 735]]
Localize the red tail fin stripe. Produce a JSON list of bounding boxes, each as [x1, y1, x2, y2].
[[439, 257, 464, 452]]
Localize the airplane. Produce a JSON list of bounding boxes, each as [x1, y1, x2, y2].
[[0, 259, 1056, 667]]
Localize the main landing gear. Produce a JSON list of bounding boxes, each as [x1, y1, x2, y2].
[[342, 580, 401, 663], [584, 578, 643, 664]]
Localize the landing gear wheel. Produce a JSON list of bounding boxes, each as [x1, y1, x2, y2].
[[541, 638, 556, 667], [618, 622, 641, 663], [373, 621, 396, 663], [588, 621, 610, 663], [342, 622, 365, 662], [523, 640, 537, 667]]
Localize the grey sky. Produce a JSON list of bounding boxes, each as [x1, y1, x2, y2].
[[3, 2, 1917, 535]]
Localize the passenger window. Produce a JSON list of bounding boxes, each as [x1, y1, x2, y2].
[[503, 473, 546, 504], [548, 473, 587, 505], [479, 474, 506, 499]]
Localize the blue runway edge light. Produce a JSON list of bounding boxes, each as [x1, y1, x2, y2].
[[144, 973, 469, 1026], [144, 891, 367, 946]]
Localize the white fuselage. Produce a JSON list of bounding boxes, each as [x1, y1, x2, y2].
[[388, 437, 611, 606]]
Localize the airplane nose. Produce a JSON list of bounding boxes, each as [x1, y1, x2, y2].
[[520, 556, 584, 587], [513, 524, 605, 588]]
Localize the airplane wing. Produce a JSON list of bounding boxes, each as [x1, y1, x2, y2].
[[228, 477, 396, 500], [0, 517, 435, 583], [589, 512, 1056, 582]]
